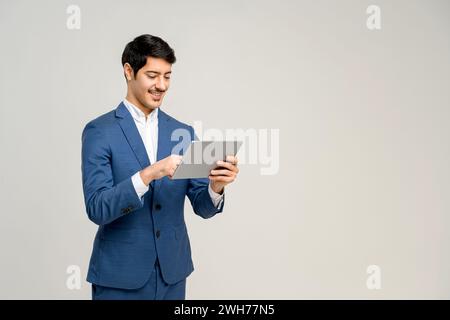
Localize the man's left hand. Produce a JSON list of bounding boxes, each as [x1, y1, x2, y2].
[[209, 155, 239, 194]]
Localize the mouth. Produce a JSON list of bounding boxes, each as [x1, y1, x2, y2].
[[148, 90, 163, 101]]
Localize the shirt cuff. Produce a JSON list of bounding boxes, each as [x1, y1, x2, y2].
[[208, 183, 224, 208], [131, 171, 149, 200]]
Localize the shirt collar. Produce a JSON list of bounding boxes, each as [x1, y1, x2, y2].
[[123, 98, 158, 124]]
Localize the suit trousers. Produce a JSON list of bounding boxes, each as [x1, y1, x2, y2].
[[91, 259, 186, 300]]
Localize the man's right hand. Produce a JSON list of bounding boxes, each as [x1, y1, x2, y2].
[[139, 154, 183, 186]]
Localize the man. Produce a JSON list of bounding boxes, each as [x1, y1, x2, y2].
[[81, 34, 239, 300]]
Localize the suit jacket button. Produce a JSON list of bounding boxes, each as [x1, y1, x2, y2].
[[155, 204, 161, 211], [155, 230, 160, 238]]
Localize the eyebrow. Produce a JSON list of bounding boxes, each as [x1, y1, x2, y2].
[[144, 70, 172, 75]]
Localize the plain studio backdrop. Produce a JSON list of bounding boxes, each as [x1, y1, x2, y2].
[[0, 0, 449, 299]]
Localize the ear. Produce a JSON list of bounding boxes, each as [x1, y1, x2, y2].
[[123, 63, 134, 81]]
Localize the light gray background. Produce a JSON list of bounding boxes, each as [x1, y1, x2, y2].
[[0, 0, 449, 299]]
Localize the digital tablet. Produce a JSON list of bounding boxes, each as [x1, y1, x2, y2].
[[172, 141, 242, 179]]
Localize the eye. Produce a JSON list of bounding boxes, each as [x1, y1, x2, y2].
[[147, 75, 156, 79], [164, 76, 171, 80]]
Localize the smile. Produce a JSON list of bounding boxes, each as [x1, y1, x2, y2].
[[149, 90, 163, 99]]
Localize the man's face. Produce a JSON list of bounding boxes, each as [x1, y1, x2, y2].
[[125, 56, 172, 112]]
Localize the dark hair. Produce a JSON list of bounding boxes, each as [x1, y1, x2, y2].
[[121, 34, 176, 77]]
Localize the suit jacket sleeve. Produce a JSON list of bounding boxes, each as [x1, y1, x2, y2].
[[187, 177, 224, 219], [81, 122, 143, 225]]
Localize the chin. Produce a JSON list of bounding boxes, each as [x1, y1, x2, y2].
[[144, 100, 161, 109], [149, 103, 161, 109]]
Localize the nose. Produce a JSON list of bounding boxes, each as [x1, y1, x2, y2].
[[155, 77, 167, 92]]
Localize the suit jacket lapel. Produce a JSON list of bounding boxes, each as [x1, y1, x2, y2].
[[115, 102, 150, 169], [153, 109, 172, 198]]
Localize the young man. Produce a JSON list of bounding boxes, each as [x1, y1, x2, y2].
[[81, 34, 239, 300]]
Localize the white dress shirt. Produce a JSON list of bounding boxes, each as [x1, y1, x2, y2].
[[123, 99, 224, 207]]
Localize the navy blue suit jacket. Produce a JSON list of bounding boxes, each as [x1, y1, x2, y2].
[[81, 102, 224, 289]]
